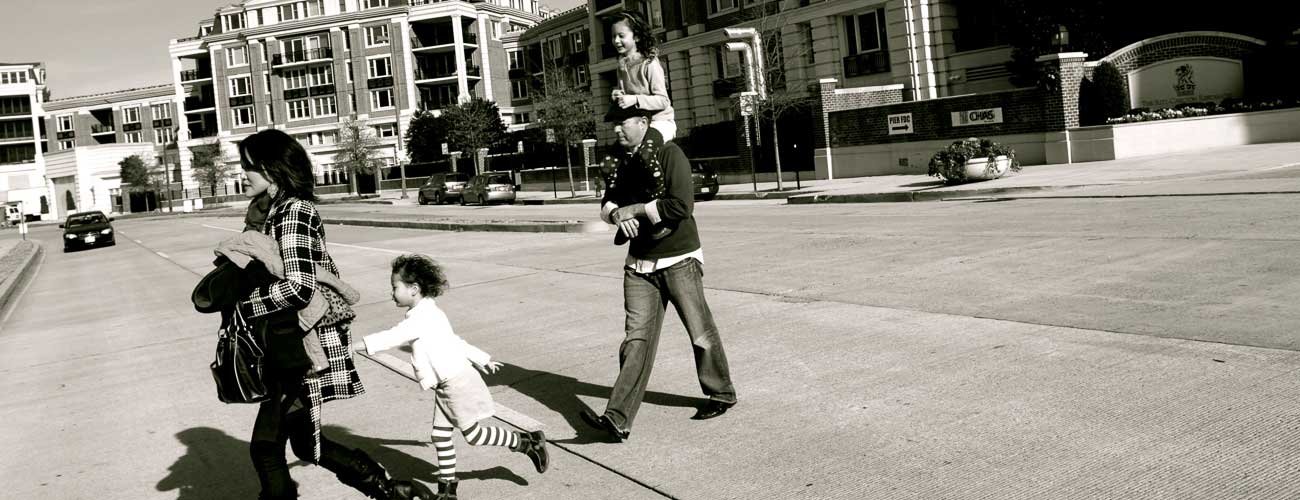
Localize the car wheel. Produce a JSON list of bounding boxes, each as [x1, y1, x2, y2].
[[417, 193, 428, 205]]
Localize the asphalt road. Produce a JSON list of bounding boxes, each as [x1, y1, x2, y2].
[[4, 194, 1300, 499]]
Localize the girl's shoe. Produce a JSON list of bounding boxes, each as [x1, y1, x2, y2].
[[514, 430, 550, 473], [434, 477, 459, 500]]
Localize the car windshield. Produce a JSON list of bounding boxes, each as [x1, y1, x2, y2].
[[487, 175, 512, 184], [68, 214, 106, 226], [446, 173, 468, 182]]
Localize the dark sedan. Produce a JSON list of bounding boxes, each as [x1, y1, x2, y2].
[[691, 162, 720, 201], [61, 211, 116, 252]]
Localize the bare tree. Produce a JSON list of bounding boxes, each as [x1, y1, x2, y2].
[[189, 138, 230, 197]]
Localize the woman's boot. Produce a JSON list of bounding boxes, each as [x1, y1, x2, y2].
[[324, 445, 399, 499]]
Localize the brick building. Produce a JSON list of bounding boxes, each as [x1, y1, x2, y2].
[[167, 0, 542, 192], [41, 86, 183, 217]]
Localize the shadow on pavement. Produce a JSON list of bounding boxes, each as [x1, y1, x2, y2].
[[322, 425, 528, 486], [156, 427, 260, 500], [485, 363, 708, 444]]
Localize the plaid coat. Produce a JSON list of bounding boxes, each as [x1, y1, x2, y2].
[[240, 195, 364, 459]]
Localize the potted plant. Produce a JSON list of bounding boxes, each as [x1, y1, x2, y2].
[[926, 137, 1020, 183]]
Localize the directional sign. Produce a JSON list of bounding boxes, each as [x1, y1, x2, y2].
[[887, 113, 913, 135]]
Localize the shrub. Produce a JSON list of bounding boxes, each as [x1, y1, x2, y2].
[[926, 137, 1020, 183], [1080, 61, 1129, 126]]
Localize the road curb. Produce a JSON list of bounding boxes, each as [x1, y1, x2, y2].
[[328, 217, 610, 234], [521, 197, 601, 205], [786, 184, 1107, 204], [0, 241, 42, 322]]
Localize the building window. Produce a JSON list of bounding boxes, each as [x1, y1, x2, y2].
[[508, 50, 523, 70], [0, 71, 28, 84], [342, 27, 352, 51], [312, 96, 337, 116], [261, 44, 269, 64], [124, 131, 143, 143], [718, 47, 743, 78], [373, 123, 396, 137], [575, 65, 589, 86], [266, 103, 275, 122], [368, 57, 392, 78], [645, 1, 663, 29], [122, 106, 141, 124], [515, 112, 530, 124], [59, 140, 74, 150], [511, 80, 529, 99], [365, 25, 390, 46], [229, 76, 252, 96], [370, 89, 394, 110], [844, 10, 883, 55], [223, 12, 246, 31], [263, 72, 272, 93], [154, 128, 175, 145], [348, 94, 356, 113], [151, 103, 172, 120], [547, 37, 563, 59], [362, 0, 388, 9], [287, 99, 311, 120], [346, 61, 354, 82], [226, 46, 248, 67], [232, 106, 255, 127], [0, 97, 31, 115], [570, 31, 584, 53], [283, 68, 308, 89], [709, 0, 737, 15], [309, 65, 333, 86], [953, 0, 1006, 52], [57, 115, 73, 132], [279, 3, 300, 21]]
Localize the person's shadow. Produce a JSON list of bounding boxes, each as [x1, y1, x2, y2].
[[156, 427, 261, 500], [485, 362, 708, 444]]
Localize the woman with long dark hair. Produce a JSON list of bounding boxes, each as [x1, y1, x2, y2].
[[235, 129, 430, 500]]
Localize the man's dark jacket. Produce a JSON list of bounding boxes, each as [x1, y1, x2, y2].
[[602, 140, 701, 260]]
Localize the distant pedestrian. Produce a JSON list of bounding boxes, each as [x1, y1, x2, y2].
[[580, 106, 738, 442], [233, 129, 428, 500], [357, 254, 549, 499]]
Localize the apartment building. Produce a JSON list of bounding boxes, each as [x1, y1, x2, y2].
[[41, 85, 182, 218], [501, 5, 590, 131], [0, 62, 49, 220], [167, 0, 541, 191]]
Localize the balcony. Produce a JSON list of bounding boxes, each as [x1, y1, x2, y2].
[[91, 124, 116, 135], [0, 105, 31, 118], [272, 47, 333, 67], [179, 69, 212, 82], [465, 65, 480, 78], [184, 96, 215, 110], [190, 127, 217, 139], [843, 51, 890, 78], [463, 32, 477, 46]]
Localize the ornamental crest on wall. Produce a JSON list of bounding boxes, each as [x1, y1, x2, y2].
[[1174, 64, 1196, 96]]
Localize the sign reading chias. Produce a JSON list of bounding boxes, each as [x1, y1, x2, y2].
[[951, 107, 1003, 127], [887, 113, 913, 135]]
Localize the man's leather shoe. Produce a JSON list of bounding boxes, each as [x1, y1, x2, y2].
[[580, 409, 629, 442], [691, 400, 736, 420]]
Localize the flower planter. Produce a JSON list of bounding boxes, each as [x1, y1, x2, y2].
[[957, 155, 1011, 181]]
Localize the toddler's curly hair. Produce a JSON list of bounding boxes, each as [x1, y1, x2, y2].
[[392, 254, 449, 298]]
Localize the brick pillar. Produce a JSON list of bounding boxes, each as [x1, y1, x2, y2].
[[813, 78, 838, 180], [1036, 52, 1088, 164]]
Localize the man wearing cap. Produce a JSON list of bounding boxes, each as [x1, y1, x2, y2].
[[580, 106, 738, 442]]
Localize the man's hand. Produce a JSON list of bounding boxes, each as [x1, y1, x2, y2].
[[477, 361, 503, 375], [616, 95, 636, 108], [611, 89, 624, 100], [617, 217, 640, 239]]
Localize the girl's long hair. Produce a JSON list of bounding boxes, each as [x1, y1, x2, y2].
[[613, 10, 656, 59], [238, 128, 318, 202]]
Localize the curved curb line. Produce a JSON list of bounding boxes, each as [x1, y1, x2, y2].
[[0, 241, 43, 325], [328, 218, 610, 234]]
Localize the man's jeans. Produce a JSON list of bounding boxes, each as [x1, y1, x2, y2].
[[605, 258, 736, 429]]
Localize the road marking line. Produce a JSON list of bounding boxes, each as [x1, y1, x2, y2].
[[199, 223, 238, 233], [133, 240, 142, 244], [156, 251, 170, 259]]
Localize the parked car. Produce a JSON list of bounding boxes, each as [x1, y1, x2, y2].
[[460, 173, 518, 205], [61, 211, 116, 252], [417, 172, 470, 205], [691, 162, 720, 201]]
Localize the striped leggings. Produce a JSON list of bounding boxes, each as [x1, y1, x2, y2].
[[430, 423, 521, 479]]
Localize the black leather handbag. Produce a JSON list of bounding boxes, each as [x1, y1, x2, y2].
[[211, 309, 270, 404]]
